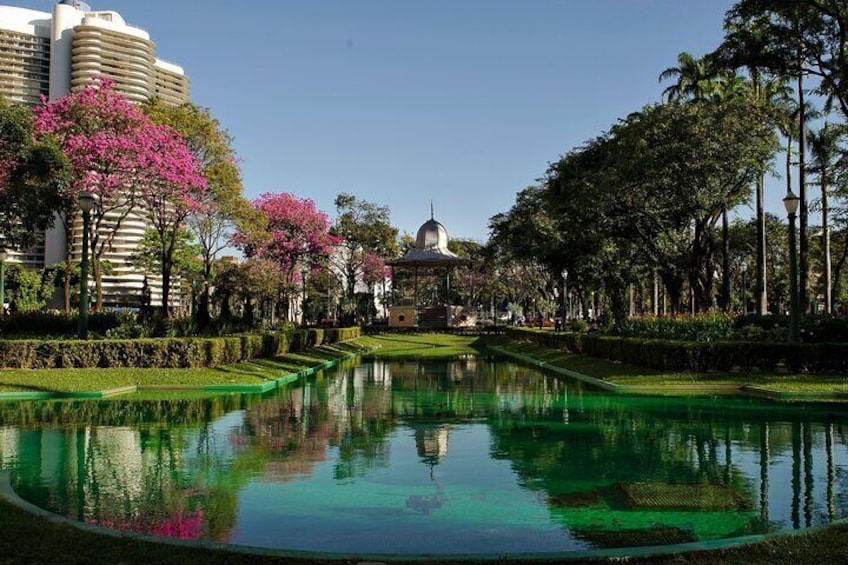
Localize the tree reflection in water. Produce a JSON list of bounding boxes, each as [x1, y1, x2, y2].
[[0, 356, 847, 553]]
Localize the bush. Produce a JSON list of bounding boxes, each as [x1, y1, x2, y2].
[[506, 327, 848, 373], [323, 326, 361, 343], [618, 313, 736, 342], [0, 325, 362, 369]]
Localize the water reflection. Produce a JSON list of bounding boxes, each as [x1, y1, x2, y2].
[[0, 356, 847, 554]]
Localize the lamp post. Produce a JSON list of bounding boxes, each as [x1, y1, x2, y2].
[[0, 249, 7, 318], [78, 191, 96, 340], [784, 190, 801, 344], [561, 268, 568, 327], [741, 263, 748, 315]]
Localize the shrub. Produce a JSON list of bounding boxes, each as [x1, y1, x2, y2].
[[506, 327, 848, 373], [0, 326, 362, 369], [617, 313, 736, 342]]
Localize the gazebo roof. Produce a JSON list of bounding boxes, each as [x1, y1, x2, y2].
[[388, 217, 470, 267]]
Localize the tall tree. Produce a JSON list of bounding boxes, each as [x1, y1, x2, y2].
[[808, 123, 845, 313], [720, 0, 848, 121], [330, 193, 398, 319], [33, 79, 167, 310], [659, 52, 717, 102], [135, 124, 207, 317], [0, 98, 69, 253], [143, 100, 256, 324], [718, 0, 848, 313], [236, 192, 336, 322], [659, 55, 755, 312]]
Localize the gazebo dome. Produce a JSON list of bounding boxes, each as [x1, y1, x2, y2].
[[415, 219, 451, 251], [388, 215, 469, 266]]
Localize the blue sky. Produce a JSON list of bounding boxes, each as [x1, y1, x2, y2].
[[20, 0, 767, 240]]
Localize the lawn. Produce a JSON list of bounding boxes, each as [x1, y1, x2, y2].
[[354, 333, 484, 359], [0, 343, 363, 394], [493, 340, 848, 397]]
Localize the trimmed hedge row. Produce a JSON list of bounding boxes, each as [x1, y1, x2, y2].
[[506, 327, 848, 373], [361, 326, 507, 336], [0, 327, 361, 369]]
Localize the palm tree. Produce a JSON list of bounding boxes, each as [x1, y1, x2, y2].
[[752, 77, 793, 314], [776, 92, 821, 314], [660, 55, 753, 312], [659, 52, 716, 103], [808, 123, 843, 313]]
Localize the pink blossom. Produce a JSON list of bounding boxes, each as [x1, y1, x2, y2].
[[236, 192, 338, 284]]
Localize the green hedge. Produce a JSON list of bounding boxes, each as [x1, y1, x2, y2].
[[0, 326, 362, 369], [618, 313, 736, 342], [506, 327, 848, 373]]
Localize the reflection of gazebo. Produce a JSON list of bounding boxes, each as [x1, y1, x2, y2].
[[388, 215, 472, 327]]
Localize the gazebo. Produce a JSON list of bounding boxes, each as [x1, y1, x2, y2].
[[387, 215, 472, 327]]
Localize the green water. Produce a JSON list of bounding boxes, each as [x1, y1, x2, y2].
[[1, 355, 847, 556]]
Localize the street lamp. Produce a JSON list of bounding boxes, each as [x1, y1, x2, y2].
[[78, 191, 96, 340], [784, 190, 801, 344], [0, 249, 7, 318], [561, 268, 568, 328], [740, 263, 748, 315]]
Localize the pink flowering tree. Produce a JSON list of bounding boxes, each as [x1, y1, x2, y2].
[[33, 78, 167, 311], [136, 123, 207, 317], [236, 192, 337, 322]]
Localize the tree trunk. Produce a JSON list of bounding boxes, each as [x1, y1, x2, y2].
[[798, 70, 809, 313], [756, 174, 768, 314], [160, 234, 176, 319], [63, 256, 71, 314], [63, 214, 74, 314], [689, 220, 715, 312], [609, 282, 627, 328], [722, 207, 731, 312], [660, 271, 683, 315], [197, 263, 212, 330], [832, 231, 848, 312], [161, 263, 172, 318], [822, 169, 832, 314], [92, 259, 103, 312]]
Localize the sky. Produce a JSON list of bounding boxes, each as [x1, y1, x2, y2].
[[17, 0, 779, 241]]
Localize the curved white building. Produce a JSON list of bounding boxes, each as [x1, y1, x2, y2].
[[0, 1, 191, 308]]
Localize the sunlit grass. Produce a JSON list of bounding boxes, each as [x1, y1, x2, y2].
[[0, 343, 361, 394], [494, 341, 848, 396], [353, 333, 482, 359]]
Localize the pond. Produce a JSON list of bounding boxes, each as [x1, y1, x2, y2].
[[1, 355, 847, 557]]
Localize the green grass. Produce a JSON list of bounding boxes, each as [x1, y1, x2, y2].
[[354, 333, 483, 359], [494, 341, 848, 397], [0, 343, 362, 394]]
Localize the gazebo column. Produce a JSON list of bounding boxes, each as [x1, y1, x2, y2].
[[389, 266, 395, 307], [414, 265, 419, 325], [445, 267, 451, 326]]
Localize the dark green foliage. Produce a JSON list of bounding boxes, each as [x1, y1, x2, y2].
[[734, 314, 848, 343], [507, 327, 848, 373], [326, 326, 363, 342], [618, 314, 737, 342], [0, 327, 361, 369], [0, 311, 127, 337]]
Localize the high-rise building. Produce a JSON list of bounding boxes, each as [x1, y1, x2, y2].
[[0, 1, 190, 308]]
